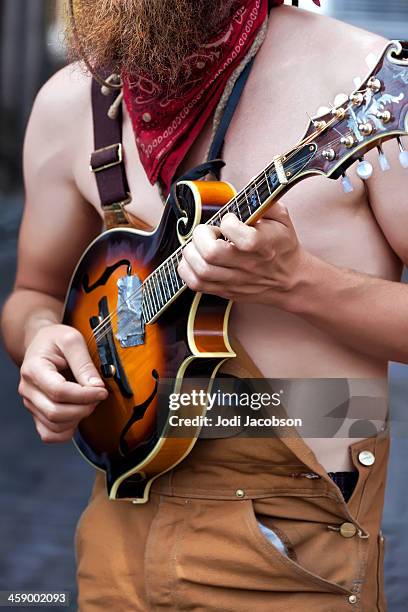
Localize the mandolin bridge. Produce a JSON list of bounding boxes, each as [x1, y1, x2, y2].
[[116, 274, 145, 348], [90, 297, 133, 398]]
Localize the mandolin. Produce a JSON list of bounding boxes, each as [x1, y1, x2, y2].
[[64, 40, 408, 503]]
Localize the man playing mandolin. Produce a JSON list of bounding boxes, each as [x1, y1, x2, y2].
[[2, 0, 408, 609]]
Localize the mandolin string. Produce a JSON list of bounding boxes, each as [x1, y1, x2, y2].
[[88, 121, 359, 348], [88, 87, 371, 346]]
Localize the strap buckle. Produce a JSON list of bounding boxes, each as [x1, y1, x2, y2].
[[103, 194, 132, 212], [103, 194, 132, 227], [90, 143, 123, 173]]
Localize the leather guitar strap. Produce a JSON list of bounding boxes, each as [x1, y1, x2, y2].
[[90, 76, 132, 229]]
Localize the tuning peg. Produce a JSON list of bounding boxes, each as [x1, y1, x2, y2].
[[108, 91, 124, 119], [377, 146, 390, 172], [315, 106, 331, 118], [341, 173, 354, 194], [365, 53, 378, 71], [356, 158, 374, 181], [353, 77, 363, 89], [334, 93, 349, 108], [100, 73, 122, 95], [332, 107, 347, 120], [398, 138, 408, 168]]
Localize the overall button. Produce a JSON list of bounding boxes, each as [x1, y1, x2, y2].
[[348, 594, 358, 604], [235, 489, 245, 499], [358, 450, 375, 466], [340, 522, 358, 538]]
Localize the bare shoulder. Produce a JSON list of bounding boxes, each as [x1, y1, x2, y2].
[[269, 6, 388, 82], [33, 62, 91, 122], [24, 62, 92, 181], [26, 63, 92, 153], [311, 9, 388, 72]]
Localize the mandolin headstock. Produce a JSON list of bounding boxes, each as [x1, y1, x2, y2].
[[287, 40, 408, 190]]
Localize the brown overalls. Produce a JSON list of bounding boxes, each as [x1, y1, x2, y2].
[[75, 344, 389, 611]]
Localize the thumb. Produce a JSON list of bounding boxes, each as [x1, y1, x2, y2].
[[58, 331, 105, 388]]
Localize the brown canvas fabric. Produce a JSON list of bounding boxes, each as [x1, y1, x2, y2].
[[76, 344, 389, 611], [76, 433, 388, 611]]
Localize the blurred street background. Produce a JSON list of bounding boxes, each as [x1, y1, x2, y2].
[[1, 1, 408, 610]]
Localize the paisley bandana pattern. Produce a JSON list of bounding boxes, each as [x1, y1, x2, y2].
[[122, 0, 320, 193]]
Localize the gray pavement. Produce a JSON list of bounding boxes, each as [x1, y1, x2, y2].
[[0, 195, 408, 610]]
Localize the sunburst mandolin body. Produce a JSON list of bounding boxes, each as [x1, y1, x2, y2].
[[63, 180, 237, 503]]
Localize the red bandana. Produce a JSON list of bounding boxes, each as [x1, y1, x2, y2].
[[123, 0, 275, 194]]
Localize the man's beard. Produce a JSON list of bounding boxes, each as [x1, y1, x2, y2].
[[67, 0, 241, 85]]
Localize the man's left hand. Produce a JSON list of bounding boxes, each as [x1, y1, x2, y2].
[[178, 202, 312, 306]]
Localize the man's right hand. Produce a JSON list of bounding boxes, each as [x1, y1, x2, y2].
[[18, 324, 108, 443]]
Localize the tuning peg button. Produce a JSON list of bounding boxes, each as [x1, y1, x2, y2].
[[334, 93, 349, 107], [398, 138, 408, 168], [356, 160, 374, 181], [399, 151, 408, 169], [315, 106, 331, 118], [341, 174, 354, 194], [377, 146, 391, 172], [365, 53, 378, 71]]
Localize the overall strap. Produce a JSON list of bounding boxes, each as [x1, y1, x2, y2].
[[207, 57, 255, 166], [90, 76, 131, 228], [167, 58, 255, 219]]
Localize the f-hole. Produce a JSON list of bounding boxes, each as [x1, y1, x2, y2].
[[118, 370, 159, 457], [82, 260, 132, 293]]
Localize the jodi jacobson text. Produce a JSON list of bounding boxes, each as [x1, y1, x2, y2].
[[168, 415, 303, 428]]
